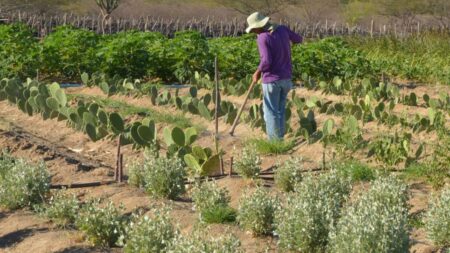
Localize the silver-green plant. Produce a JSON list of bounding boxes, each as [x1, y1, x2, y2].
[[75, 199, 126, 247], [237, 187, 279, 235], [121, 208, 176, 253], [0, 156, 50, 210], [128, 147, 159, 188], [191, 180, 231, 218], [275, 171, 351, 252], [234, 144, 261, 179], [425, 186, 450, 247], [167, 229, 243, 253], [143, 156, 186, 200], [274, 157, 303, 192], [328, 176, 409, 253], [41, 190, 80, 227]]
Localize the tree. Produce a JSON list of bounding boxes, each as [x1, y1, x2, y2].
[[0, 0, 68, 13], [373, 0, 427, 25], [427, 0, 450, 28], [216, 0, 298, 16], [95, 0, 121, 34]]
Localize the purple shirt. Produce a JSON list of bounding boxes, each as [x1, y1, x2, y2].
[[257, 25, 303, 83]]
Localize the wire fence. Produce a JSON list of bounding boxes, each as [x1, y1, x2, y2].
[[0, 10, 449, 38]]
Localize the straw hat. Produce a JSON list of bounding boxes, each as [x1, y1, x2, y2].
[[246, 12, 270, 33]]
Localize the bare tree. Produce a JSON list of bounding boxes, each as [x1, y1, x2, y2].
[[294, 0, 341, 23], [427, 0, 450, 28], [372, 0, 428, 26], [95, 0, 120, 33], [0, 0, 68, 14], [216, 0, 298, 16]]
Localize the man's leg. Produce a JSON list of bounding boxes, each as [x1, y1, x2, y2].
[[262, 83, 282, 140], [278, 80, 293, 139]]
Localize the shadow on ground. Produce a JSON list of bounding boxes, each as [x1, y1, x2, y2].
[[54, 246, 120, 253], [0, 227, 48, 248]]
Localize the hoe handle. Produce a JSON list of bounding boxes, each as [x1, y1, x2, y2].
[[229, 81, 257, 136]]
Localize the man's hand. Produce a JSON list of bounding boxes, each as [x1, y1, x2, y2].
[[252, 69, 262, 84]]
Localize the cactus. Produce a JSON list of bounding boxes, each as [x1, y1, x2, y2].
[[109, 112, 125, 133], [86, 103, 98, 115], [130, 123, 146, 146], [189, 86, 198, 98], [86, 123, 98, 141], [187, 102, 199, 114], [95, 110, 107, 126], [81, 72, 90, 86], [163, 126, 198, 157], [83, 112, 98, 127], [198, 101, 212, 120], [133, 119, 157, 147], [99, 81, 110, 95], [46, 97, 60, 111], [169, 127, 185, 146], [184, 145, 220, 177], [150, 86, 158, 105], [175, 97, 183, 109]]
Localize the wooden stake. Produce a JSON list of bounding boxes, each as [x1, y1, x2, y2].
[[229, 156, 234, 177], [115, 136, 121, 182], [214, 56, 225, 175], [119, 154, 124, 183]]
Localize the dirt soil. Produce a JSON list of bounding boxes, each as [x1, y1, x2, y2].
[[0, 82, 447, 253]]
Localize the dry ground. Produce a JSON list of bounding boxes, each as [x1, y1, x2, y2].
[[0, 82, 448, 253]]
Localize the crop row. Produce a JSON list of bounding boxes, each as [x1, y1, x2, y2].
[[0, 23, 374, 83], [0, 78, 223, 177], [1, 152, 449, 251], [79, 71, 448, 169]]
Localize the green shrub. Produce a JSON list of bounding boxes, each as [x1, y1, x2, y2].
[[234, 145, 261, 179], [191, 180, 230, 213], [201, 205, 237, 224], [209, 34, 259, 80], [329, 177, 409, 253], [274, 157, 303, 192], [333, 160, 376, 182], [40, 190, 80, 227], [292, 37, 373, 81], [97, 31, 166, 79], [166, 31, 213, 83], [275, 171, 351, 252], [143, 156, 186, 199], [191, 180, 235, 223], [238, 187, 279, 235], [425, 187, 450, 247], [247, 138, 296, 155], [122, 208, 176, 253], [168, 230, 243, 253], [0, 23, 40, 79], [127, 149, 158, 188], [41, 26, 100, 79], [0, 155, 50, 210], [75, 199, 126, 247]]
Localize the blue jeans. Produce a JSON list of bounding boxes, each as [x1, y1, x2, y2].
[[262, 79, 293, 140]]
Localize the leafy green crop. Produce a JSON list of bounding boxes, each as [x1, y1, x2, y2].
[[42, 26, 100, 79], [0, 23, 40, 79]]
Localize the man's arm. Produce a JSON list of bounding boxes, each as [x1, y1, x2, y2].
[[257, 34, 271, 73], [253, 35, 271, 83], [287, 28, 303, 44]]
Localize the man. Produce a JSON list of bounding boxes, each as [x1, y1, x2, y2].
[[246, 12, 302, 140]]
